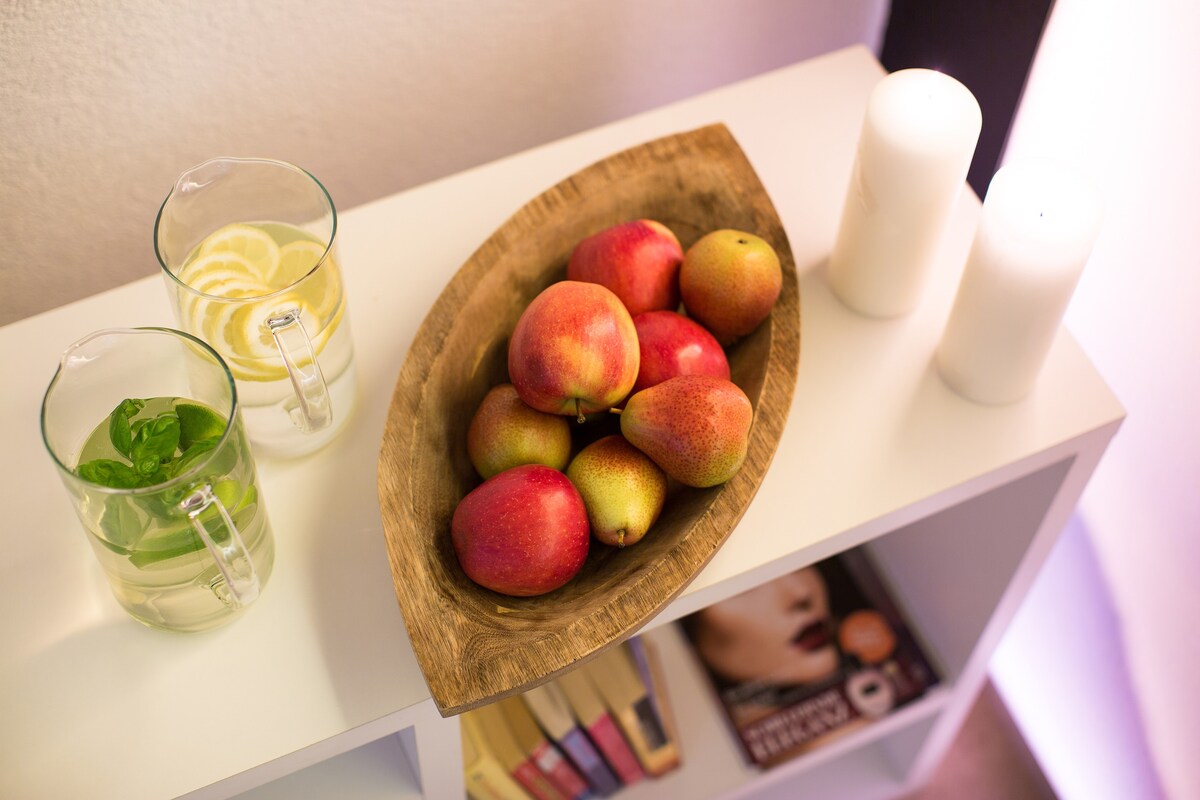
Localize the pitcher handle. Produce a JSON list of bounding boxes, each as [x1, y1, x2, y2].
[[265, 307, 332, 433], [182, 483, 260, 608]]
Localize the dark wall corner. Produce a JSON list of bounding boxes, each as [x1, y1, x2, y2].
[[880, 0, 1054, 197]]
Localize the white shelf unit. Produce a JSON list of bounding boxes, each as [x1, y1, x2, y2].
[[621, 455, 1090, 800], [1, 47, 1122, 800], [235, 732, 422, 800]]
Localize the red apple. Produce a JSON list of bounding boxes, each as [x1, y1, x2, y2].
[[508, 281, 639, 421], [566, 219, 683, 316], [631, 310, 730, 395], [451, 464, 590, 596]]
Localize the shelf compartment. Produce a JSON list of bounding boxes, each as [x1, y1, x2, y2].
[[233, 733, 420, 800], [865, 457, 1074, 682], [610, 623, 950, 800]]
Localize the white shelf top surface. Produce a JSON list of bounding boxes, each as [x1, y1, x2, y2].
[[0, 46, 1123, 800]]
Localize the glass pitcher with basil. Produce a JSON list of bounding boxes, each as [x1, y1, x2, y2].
[[41, 327, 275, 632]]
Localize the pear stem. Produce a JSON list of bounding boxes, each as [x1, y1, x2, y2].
[[608, 407, 623, 416], [575, 398, 585, 424], [617, 529, 626, 548]]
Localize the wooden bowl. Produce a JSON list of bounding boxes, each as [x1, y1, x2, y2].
[[378, 123, 800, 715]]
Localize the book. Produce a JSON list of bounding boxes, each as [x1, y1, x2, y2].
[[556, 669, 645, 787], [468, 702, 568, 800], [582, 643, 681, 777], [678, 548, 940, 769], [498, 695, 592, 800], [522, 683, 621, 797], [461, 710, 535, 800], [630, 636, 681, 765]]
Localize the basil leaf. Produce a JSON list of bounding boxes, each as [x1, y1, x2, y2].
[[160, 483, 188, 507], [129, 412, 181, 468], [135, 456, 162, 477], [77, 459, 144, 489], [107, 398, 144, 459], [128, 526, 206, 568], [168, 437, 219, 478], [109, 412, 133, 458], [99, 495, 145, 548]]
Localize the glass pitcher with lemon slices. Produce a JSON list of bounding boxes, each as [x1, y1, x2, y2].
[[155, 158, 357, 458]]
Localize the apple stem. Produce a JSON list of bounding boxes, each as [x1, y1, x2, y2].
[[575, 398, 585, 424]]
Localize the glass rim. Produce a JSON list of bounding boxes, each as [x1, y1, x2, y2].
[[40, 326, 241, 495], [152, 156, 338, 303]]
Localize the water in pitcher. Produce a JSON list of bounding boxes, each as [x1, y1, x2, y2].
[[71, 396, 274, 632], [172, 222, 357, 456]]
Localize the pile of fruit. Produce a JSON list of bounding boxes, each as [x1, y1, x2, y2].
[[451, 219, 782, 597]]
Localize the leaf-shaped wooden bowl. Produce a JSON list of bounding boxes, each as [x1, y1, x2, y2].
[[378, 123, 800, 716]]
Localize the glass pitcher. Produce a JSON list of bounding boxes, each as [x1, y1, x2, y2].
[[41, 327, 275, 633], [154, 157, 357, 458]]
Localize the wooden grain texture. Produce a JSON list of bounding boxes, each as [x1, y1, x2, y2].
[[377, 124, 800, 716]]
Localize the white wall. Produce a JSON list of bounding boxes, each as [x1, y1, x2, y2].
[[991, 1, 1200, 798], [0, 0, 888, 325]]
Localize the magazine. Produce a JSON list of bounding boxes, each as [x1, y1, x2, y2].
[[677, 548, 940, 768]]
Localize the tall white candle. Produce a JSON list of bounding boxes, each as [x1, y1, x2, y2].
[[937, 159, 1103, 404], [829, 69, 982, 317]]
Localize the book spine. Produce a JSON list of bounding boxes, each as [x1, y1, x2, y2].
[[512, 758, 566, 800], [627, 637, 656, 706], [641, 638, 682, 764], [531, 740, 592, 799], [585, 714, 645, 786], [465, 761, 535, 800], [626, 694, 678, 776], [558, 729, 620, 797]]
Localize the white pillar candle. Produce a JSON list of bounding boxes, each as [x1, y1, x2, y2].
[[937, 159, 1103, 404], [829, 69, 982, 317]]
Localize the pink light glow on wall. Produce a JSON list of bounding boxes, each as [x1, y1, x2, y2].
[[990, 1, 1200, 798]]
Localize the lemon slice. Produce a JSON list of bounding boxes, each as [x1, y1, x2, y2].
[[177, 252, 262, 301], [207, 296, 327, 382], [269, 240, 325, 286], [270, 241, 342, 317], [204, 300, 278, 362], [177, 251, 259, 285], [174, 227, 344, 382], [198, 224, 280, 279], [178, 264, 259, 331]]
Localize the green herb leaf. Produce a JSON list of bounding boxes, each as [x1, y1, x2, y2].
[[107, 398, 144, 459], [77, 459, 144, 489], [128, 526, 206, 569], [168, 437, 219, 478], [129, 411, 181, 468], [99, 495, 146, 548], [135, 456, 162, 477]]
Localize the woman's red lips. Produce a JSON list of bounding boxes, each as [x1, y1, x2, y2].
[[793, 620, 831, 651]]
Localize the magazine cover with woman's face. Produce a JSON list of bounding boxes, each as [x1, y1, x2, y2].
[[679, 549, 940, 768]]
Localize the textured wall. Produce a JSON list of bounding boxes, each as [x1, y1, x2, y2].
[[0, 0, 887, 324]]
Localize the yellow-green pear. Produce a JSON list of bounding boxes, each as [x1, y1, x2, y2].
[[467, 384, 572, 479], [566, 435, 667, 548]]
